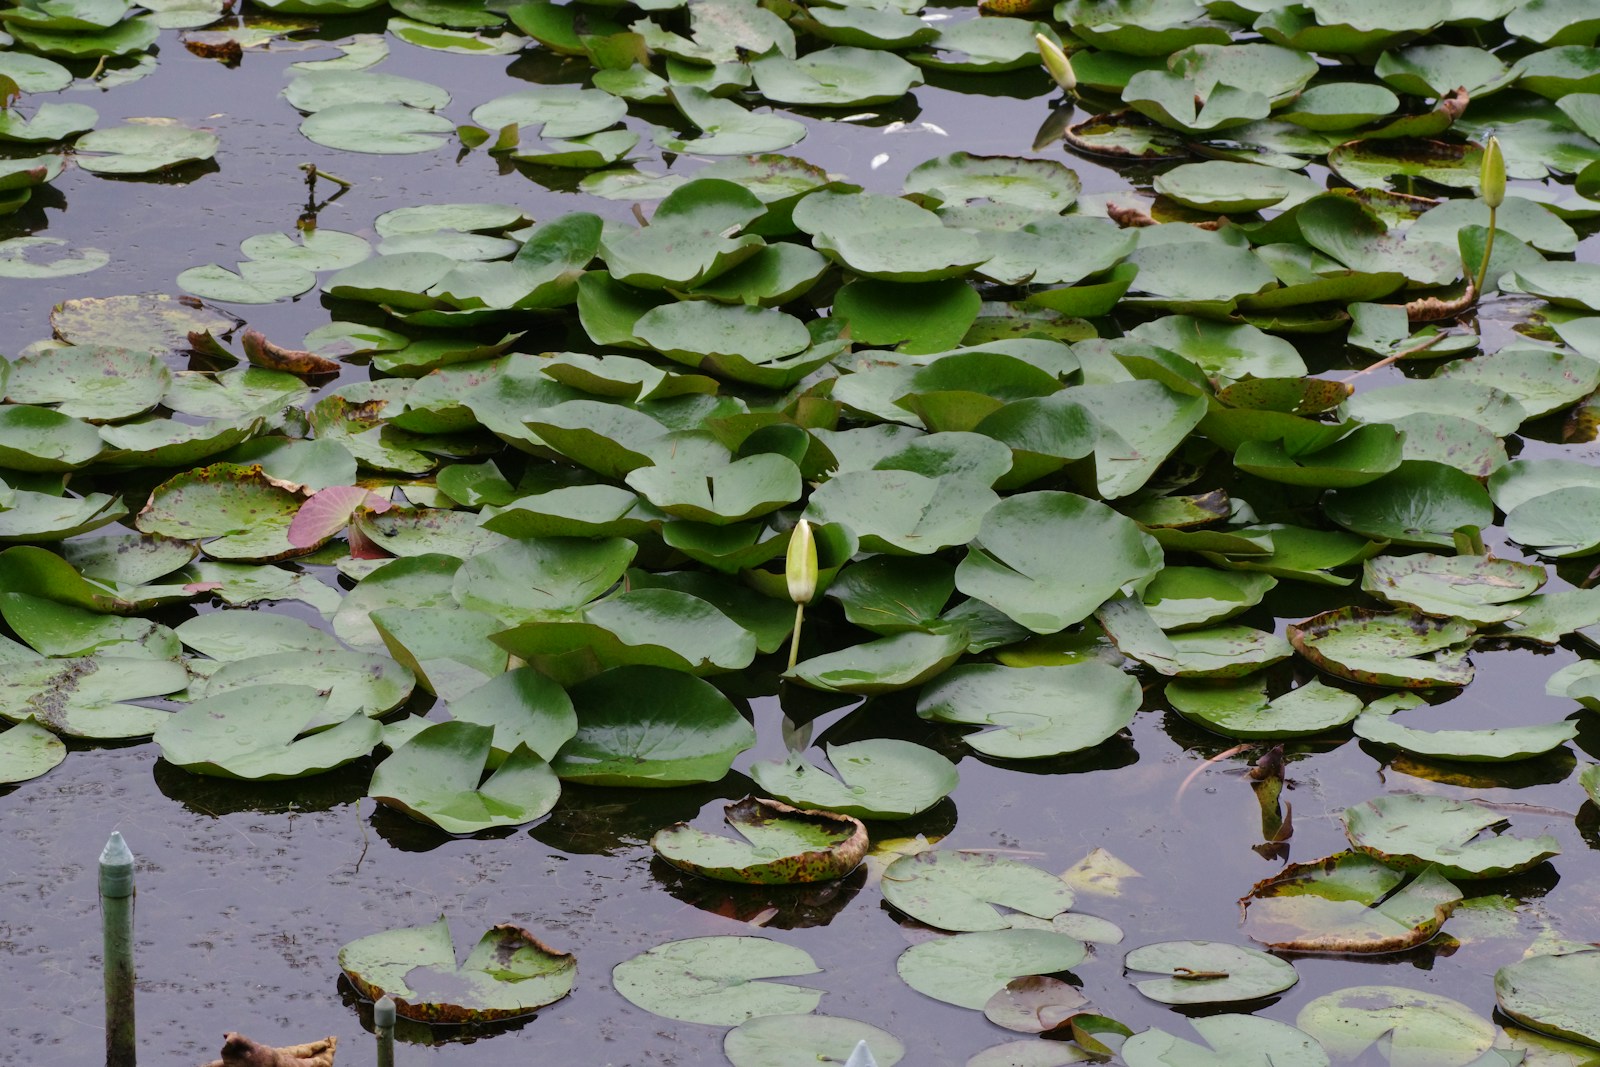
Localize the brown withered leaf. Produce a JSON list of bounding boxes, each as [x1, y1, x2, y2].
[[241, 329, 340, 378], [200, 1032, 335, 1067], [183, 34, 243, 65]]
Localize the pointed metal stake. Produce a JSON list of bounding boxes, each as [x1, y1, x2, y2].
[[375, 994, 396, 1067], [100, 831, 136, 1067], [844, 1039, 878, 1067]]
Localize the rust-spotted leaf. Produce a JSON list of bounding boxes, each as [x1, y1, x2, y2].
[[651, 796, 867, 884]]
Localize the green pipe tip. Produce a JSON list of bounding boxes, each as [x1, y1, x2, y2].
[[375, 995, 396, 1027], [100, 831, 134, 897]]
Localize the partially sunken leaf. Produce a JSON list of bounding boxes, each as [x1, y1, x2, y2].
[[917, 662, 1139, 759], [1240, 853, 1461, 954], [1123, 941, 1298, 1005], [154, 685, 381, 780], [1344, 793, 1561, 880], [1289, 606, 1475, 688], [897, 930, 1086, 1010], [553, 666, 754, 786], [613, 936, 821, 1025], [881, 850, 1075, 933], [339, 917, 575, 1023], [369, 721, 559, 833], [750, 738, 957, 820], [652, 796, 868, 884]]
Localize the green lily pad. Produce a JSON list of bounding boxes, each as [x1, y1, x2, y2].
[[955, 492, 1161, 634], [284, 70, 450, 113], [177, 261, 318, 304], [897, 930, 1087, 1010], [787, 628, 968, 695], [1124, 941, 1298, 1005], [74, 120, 218, 174], [806, 470, 997, 557], [1240, 852, 1460, 955], [0, 655, 186, 739], [724, 1015, 905, 1067], [917, 662, 1140, 759], [447, 666, 575, 765], [1323, 461, 1494, 549], [1123, 1015, 1329, 1067], [657, 85, 806, 156], [613, 936, 821, 1024], [1141, 567, 1276, 630], [1362, 553, 1545, 623], [881, 850, 1075, 933], [452, 536, 635, 623], [906, 153, 1081, 214], [912, 17, 1057, 73], [0, 406, 103, 471], [1166, 677, 1365, 740], [198, 649, 414, 727], [794, 190, 986, 283], [1353, 692, 1578, 762], [0, 101, 97, 143], [135, 463, 309, 562], [175, 610, 343, 661], [0, 721, 66, 784], [369, 721, 559, 833], [751, 46, 923, 107], [1345, 793, 1561, 879], [1289, 606, 1475, 688], [155, 685, 380, 780], [750, 739, 957, 820], [652, 796, 868, 884], [1297, 986, 1494, 1067], [339, 917, 575, 1023], [5, 345, 168, 422], [1496, 949, 1600, 1049], [552, 666, 754, 787], [301, 102, 455, 154], [1153, 161, 1319, 213]]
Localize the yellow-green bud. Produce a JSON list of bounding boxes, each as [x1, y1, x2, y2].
[[1480, 135, 1505, 210], [786, 519, 817, 606], [1036, 34, 1076, 93]]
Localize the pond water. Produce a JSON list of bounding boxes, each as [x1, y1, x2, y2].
[[4, 4, 1600, 1067]]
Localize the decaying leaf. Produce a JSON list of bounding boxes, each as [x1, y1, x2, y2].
[[200, 1032, 335, 1067], [241, 329, 341, 377]]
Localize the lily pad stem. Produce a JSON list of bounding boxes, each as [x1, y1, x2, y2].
[[301, 162, 354, 190], [1341, 331, 1445, 382]]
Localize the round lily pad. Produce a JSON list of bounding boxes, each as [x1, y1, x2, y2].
[[881, 850, 1075, 932], [0, 721, 67, 784], [613, 936, 822, 1025], [1344, 793, 1561, 880], [154, 685, 381, 780], [1288, 606, 1475, 688], [652, 796, 868, 884], [74, 121, 219, 174], [1496, 949, 1600, 1049], [897, 929, 1087, 1009], [724, 1015, 905, 1067], [917, 662, 1139, 759], [300, 102, 455, 154], [1123, 941, 1298, 1005]]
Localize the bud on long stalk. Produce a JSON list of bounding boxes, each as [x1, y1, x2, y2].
[[1473, 135, 1504, 300], [786, 520, 817, 671], [1036, 34, 1076, 94]]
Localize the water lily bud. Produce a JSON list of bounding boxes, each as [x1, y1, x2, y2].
[[786, 519, 817, 606], [1035, 34, 1076, 93], [1480, 135, 1505, 210]]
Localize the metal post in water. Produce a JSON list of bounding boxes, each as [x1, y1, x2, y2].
[[100, 831, 135, 1067], [375, 994, 396, 1067]]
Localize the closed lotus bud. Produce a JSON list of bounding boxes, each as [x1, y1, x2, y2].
[[1480, 135, 1505, 210], [1035, 34, 1076, 93], [786, 519, 817, 606]]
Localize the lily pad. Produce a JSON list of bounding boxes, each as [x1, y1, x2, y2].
[[1123, 941, 1298, 1005], [1289, 606, 1475, 688], [613, 936, 821, 1025], [1123, 1015, 1330, 1067], [881, 850, 1075, 933], [1344, 793, 1561, 880], [1496, 949, 1600, 1049], [0, 722, 66, 784], [154, 685, 381, 780], [787, 629, 968, 695], [1353, 693, 1578, 762], [917, 662, 1139, 759], [652, 796, 868, 884], [1297, 986, 1495, 1067], [74, 121, 218, 174], [896, 929, 1087, 1010], [368, 721, 559, 833], [339, 917, 575, 1023], [552, 666, 754, 787], [1240, 854, 1461, 954], [751, 739, 957, 820], [724, 1015, 905, 1067], [1166, 677, 1364, 740]]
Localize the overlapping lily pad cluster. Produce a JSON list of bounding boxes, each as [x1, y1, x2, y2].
[[7, 0, 1600, 1061]]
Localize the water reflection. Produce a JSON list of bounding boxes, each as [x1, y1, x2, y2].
[[528, 773, 753, 855], [653, 858, 868, 929], [152, 754, 371, 816]]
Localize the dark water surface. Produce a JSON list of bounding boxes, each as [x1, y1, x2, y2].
[[3, 12, 1600, 1067]]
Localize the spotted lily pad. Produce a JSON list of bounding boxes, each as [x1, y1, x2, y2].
[[1344, 793, 1561, 880], [339, 917, 575, 1023], [135, 463, 311, 562], [0, 656, 186, 739], [1361, 553, 1545, 624], [0, 721, 66, 784], [652, 796, 868, 884], [1288, 606, 1475, 688]]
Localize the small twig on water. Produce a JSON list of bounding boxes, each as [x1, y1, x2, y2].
[[300, 162, 354, 190], [1340, 331, 1446, 382], [1172, 743, 1251, 814]]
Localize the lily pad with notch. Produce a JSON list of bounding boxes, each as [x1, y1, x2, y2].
[[881, 850, 1075, 933], [368, 720, 559, 833], [1240, 853, 1462, 955], [1166, 677, 1364, 740], [339, 916, 575, 1023], [1344, 793, 1561, 880], [897, 929, 1087, 1010], [1353, 692, 1578, 762], [1496, 949, 1600, 1049], [154, 684, 381, 780], [724, 1015, 904, 1067], [1123, 1014, 1329, 1067], [1123, 940, 1298, 1005], [917, 661, 1139, 760], [751, 739, 956, 820], [613, 935, 821, 1025], [0, 655, 187, 739]]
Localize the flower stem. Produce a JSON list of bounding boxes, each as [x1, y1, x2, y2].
[[788, 603, 805, 671], [1472, 204, 1497, 302]]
